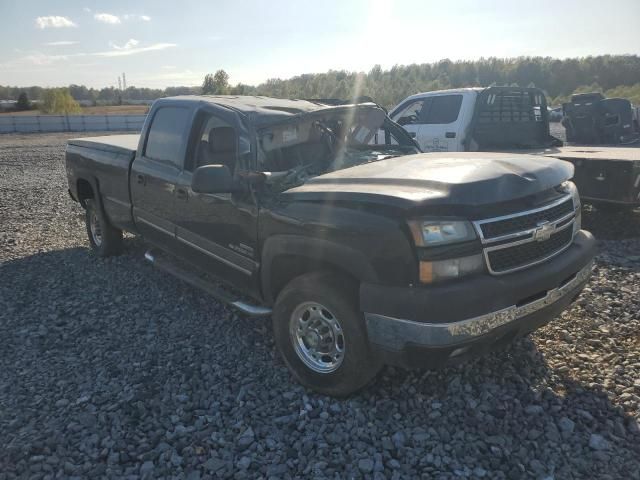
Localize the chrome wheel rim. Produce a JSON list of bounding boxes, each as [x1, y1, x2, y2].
[[89, 211, 102, 246], [289, 302, 345, 374]]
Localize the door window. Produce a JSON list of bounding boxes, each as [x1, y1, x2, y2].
[[188, 113, 251, 173], [145, 107, 190, 167], [392, 100, 426, 126], [424, 95, 463, 124]]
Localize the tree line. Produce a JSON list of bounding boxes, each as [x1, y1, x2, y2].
[[2, 55, 640, 112]]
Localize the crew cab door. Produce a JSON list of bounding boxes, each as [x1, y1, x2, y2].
[[415, 94, 465, 152], [172, 107, 260, 296], [130, 105, 192, 251]]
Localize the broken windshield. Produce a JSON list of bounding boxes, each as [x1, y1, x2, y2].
[[256, 105, 418, 192]]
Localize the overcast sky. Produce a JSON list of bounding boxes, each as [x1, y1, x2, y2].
[[1, 0, 639, 89]]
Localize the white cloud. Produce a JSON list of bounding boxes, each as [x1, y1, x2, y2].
[[83, 7, 91, 13], [44, 41, 78, 46], [110, 39, 140, 50], [3, 42, 177, 72], [97, 43, 177, 57], [19, 52, 71, 66], [94, 13, 121, 24], [35, 16, 77, 29], [123, 14, 151, 22]]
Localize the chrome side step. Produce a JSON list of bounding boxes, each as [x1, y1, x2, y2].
[[144, 250, 272, 317]]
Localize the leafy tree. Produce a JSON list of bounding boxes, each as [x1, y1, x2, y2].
[[202, 73, 215, 94], [16, 92, 31, 111], [40, 88, 81, 114], [213, 70, 230, 94], [202, 70, 231, 95], [3, 55, 640, 109]]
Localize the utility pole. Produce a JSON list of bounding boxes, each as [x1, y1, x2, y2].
[[117, 76, 122, 91], [122, 72, 127, 90]]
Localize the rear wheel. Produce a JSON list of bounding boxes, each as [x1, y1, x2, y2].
[[85, 199, 123, 256], [272, 272, 380, 396]]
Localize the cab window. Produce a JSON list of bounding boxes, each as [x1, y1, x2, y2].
[[424, 95, 463, 124], [145, 107, 190, 167], [187, 112, 251, 173], [392, 100, 426, 126]]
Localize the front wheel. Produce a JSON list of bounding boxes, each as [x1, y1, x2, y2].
[[272, 272, 381, 396], [85, 199, 123, 257]]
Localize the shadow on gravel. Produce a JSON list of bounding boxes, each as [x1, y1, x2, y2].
[[1, 245, 638, 478]]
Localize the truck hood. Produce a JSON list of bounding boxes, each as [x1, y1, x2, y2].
[[283, 152, 574, 208]]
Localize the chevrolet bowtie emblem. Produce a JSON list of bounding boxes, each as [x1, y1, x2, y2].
[[533, 221, 555, 242]]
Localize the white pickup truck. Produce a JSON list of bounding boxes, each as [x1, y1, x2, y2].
[[387, 87, 558, 152], [384, 87, 640, 210]]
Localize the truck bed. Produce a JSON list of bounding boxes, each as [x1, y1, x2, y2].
[[502, 145, 639, 161], [538, 146, 639, 162], [66, 134, 140, 232], [67, 134, 140, 157], [506, 146, 640, 205]]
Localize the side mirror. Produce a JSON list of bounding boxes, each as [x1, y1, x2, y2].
[[191, 165, 236, 194]]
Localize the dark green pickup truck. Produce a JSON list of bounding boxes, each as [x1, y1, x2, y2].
[[66, 95, 595, 396]]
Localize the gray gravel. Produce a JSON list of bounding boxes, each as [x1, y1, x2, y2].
[[1, 132, 639, 479]]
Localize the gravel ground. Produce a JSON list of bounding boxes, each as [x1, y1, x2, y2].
[[1, 132, 639, 480]]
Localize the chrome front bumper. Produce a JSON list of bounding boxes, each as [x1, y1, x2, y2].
[[365, 261, 593, 350]]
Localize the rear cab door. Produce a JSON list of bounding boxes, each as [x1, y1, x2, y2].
[[130, 101, 195, 251]]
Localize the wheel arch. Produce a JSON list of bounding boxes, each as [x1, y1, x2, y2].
[[261, 235, 378, 306], [75, 176, 108, 215]]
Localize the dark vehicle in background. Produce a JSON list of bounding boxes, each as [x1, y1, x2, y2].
[[548, 106, 563, 122], [388, 87, 640, 211], [562, 92, 639, 145], [66, 96, 595, 396]]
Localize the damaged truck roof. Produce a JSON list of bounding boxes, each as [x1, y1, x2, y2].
[[161, 95, 348, 127]]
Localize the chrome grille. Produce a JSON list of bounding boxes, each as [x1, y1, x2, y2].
[[474, 195, 577, 275], [487, 227, 573, 273], [480, 199, 574, 240]]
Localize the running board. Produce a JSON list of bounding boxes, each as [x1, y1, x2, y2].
[[144, 250, 272, 317]]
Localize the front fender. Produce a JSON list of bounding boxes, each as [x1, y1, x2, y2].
[[261, 235, 379, 305]]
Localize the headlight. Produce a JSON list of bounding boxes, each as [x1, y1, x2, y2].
[[408, 219, 477, 247], [408, 218, 483, 283], [559, 181, 581, 232]]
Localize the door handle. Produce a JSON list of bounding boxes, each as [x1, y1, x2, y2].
[[136, 174, 146, 185], [176, 188, 188, 200], [445, 132, 456, 138]]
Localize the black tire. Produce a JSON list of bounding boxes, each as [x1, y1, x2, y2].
[[84, 198, 123, 257], [272, 271, 381, 396]]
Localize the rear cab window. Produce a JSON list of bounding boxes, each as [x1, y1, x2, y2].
[[424, 95, 463, 124], [144, 106, 191, 168]]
